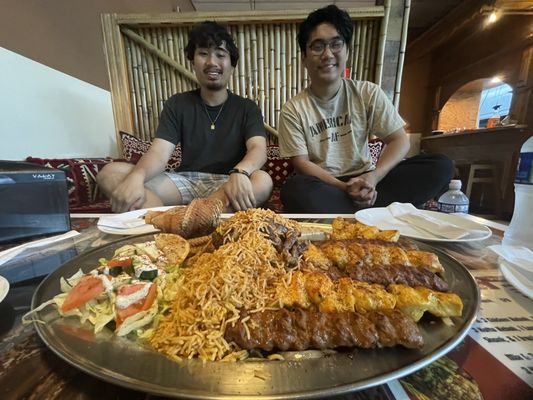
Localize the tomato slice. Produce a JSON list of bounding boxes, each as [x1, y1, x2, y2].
[[61, 275, 106, 312], [115, 283, 157, 327], [107, 257, 132, 268]]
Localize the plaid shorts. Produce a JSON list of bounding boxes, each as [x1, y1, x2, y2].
[[164, 171, 229, 204]]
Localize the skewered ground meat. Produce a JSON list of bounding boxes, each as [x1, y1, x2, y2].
[[322, 263, 449, 292], [225, 308, 424, 352]]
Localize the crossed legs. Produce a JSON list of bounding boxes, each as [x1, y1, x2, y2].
[[281, 154, 454, 213], [96, 162, 184, 212], [97, 162, 273, 212]]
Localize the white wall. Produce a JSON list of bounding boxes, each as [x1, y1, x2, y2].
[[0, 47, 118, 160]]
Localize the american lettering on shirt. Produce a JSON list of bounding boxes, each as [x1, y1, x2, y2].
[[319, 130, 351, 143], [309, 113, 351, 137]]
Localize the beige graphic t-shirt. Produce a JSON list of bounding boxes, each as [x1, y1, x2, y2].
[[278, 80, 405, 177]]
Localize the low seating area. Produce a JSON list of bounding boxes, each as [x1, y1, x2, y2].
[[25, 134, 385, 214]]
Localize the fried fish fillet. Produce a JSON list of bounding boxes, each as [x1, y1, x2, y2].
[[144, 210, 164, 224], [147, 199, 223, 238], [331, 217, 400, 242]]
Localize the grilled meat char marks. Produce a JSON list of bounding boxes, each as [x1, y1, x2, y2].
[[305, 240, 448, 292], [327, 263, 449, 292], [225, 309, 423, 351]]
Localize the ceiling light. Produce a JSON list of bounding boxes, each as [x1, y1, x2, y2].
[[491, 76, 502, 84], [488, 11, 498, 23]]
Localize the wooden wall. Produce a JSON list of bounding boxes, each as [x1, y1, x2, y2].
[[102, 6, 408, 147], [400, 0, 533, 135]]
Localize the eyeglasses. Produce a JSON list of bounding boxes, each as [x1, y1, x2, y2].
[[308, 38, 345, 56]]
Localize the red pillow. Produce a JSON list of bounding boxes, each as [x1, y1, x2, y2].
[[263, 145, 294, 188], [368, 138, 384, 166], [120, 131, 181, 171]]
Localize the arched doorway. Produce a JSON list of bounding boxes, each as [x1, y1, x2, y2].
[[438, 78, 513, 132]]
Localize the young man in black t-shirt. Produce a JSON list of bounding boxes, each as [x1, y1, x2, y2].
[[98, 21, 272, 213]]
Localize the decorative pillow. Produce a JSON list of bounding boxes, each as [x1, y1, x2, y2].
[[262, 140, 384, 188], [368, 138, 384, 166], [263, 145, 294, 188], [120, 131, 182, 171], [25, 157, 114, 208], [264, 187, 284, 213], [70, 200, 112, 214]]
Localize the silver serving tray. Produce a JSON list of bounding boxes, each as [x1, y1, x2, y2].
[[32, 234, 479, 399]]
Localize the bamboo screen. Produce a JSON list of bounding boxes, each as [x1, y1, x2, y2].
[[102, 8, 386, 146]]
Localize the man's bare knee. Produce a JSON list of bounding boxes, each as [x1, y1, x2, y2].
[[251, 170, 273, 205], [97, 162, 135, 194]]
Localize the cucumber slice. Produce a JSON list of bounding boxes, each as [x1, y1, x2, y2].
[[138, 269, 158, 281], [108, 266, 123, 277]]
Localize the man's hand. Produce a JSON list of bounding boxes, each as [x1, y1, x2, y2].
[[106, 138, 174, 213], [345, 171, 378, 208], [110, 172, 146, 213], [223, 173, 256, 211]]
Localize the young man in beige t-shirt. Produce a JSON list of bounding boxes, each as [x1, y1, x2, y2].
[[278, 5, 453, 213]]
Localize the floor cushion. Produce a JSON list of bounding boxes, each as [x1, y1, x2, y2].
[[25, 156, 114, 212]]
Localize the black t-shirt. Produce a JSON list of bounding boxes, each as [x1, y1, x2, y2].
[[155, 89, 266, 174]]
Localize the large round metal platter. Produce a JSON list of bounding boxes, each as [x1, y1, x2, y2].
[[31, 233, 479, 399]]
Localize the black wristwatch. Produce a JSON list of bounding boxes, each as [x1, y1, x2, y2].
[[228, 168, 250, 178]]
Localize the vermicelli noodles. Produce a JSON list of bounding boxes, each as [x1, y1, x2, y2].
[[150, 209, 302, 361]]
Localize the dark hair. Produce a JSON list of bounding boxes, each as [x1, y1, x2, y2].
[[185, 21, 239, 67], [298, 5, 353, 55]]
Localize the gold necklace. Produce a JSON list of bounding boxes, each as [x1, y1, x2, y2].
[[203, 101, 226, 130]]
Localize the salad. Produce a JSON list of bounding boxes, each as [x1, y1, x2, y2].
[[24, 233, 189, 337]]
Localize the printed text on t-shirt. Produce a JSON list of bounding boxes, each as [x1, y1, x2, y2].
[[309, 114, 351, 137]]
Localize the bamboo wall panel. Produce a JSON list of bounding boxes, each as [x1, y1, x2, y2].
[[101, 8, 386, 146]]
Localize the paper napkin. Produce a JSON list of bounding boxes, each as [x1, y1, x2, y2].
[[386, 202, 485, 240], [0, 230, 80, 267], [488, 245, 533, 273], [97, 214, 148, 230]]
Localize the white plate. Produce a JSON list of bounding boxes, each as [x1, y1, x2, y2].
[[499, 258, 533, 299], [98, 211, 339, 236], [0, 275, 9, 303], [355, 208, 492, 242], [97, 206, 176, 235]]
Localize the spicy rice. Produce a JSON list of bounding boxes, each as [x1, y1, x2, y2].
[[150, 209, 301, 361]]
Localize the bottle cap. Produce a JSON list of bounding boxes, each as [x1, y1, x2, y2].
[[449, 179, 462, 190]]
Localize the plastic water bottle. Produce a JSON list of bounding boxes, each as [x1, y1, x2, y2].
[[503, 136, 533, 250], [437, 179, 469, 214]]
